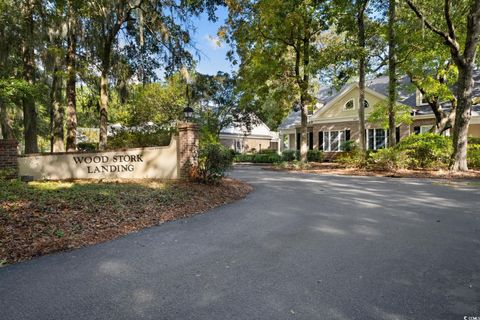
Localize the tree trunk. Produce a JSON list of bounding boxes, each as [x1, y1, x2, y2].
[[50, 65, 65, 152], [0, 101, 14, 140], [99, 67, 109, 150], [293, 36, 308, 162], [387, 0, 396, 147], [450, 1, 480, 171], [451, 66, 474, 171], [22, 0, 38, 154], [435, 107, 455, 134], [299, 28, 311, 162], [65, 4, 77, 152], [357, 1, 367, 155]]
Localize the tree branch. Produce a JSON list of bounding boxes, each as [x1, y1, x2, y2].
[[463, 0, 480, 62], [444, 0, 456, 41], [405, 0, 461, 61]]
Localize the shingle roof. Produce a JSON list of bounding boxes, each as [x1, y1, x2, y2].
[[365, 75, 417, 107], [278, 109, 301, 130]]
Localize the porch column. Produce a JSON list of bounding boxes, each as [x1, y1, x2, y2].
[[278, 134, 283, 154]]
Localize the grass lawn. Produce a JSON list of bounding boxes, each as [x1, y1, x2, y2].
[[0, 179, 251, 266]]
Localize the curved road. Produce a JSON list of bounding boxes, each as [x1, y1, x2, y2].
[[1, 166, 479, 319]]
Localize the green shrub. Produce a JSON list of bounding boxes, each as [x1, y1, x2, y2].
[[77, 142, 98, 152], [234, 154, 253, 162], [195, 144, 234, 184], [396, 133, 452, 169], [468, 136, 480, 145], [336, 134, 480, 170], [306, 150, 323, 162], [258, 149, 278, 155], [282, 150, 298, 161], [337, 148, 366, 168], [234, 152, 282, 163], [367, 148, 408, 171], [468, 143, 480, 168], [0, 168, 17, 180], [228, 148, 237, 158], [107, 129, 172, 149], [341, 140, 358, 152], [255, 153, 282, 163]]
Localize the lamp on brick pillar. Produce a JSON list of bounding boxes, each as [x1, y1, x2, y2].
[[178, 107, 198, 180], [183, 106, 194, 121]]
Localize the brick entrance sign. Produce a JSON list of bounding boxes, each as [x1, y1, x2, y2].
[[0, 123, 199, 181], [0, 140, 18, 178]]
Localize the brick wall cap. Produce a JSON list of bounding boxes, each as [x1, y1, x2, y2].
[[178, 123, 199, 131]]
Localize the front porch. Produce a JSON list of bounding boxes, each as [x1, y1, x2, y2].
[[279, 120, 480, 160]]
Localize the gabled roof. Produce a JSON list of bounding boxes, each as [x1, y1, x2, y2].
[[279, 73, 480, 130], [279, 76, 411, 130], [316, 75, 417, 109], [311, 83, 391, 120], [365, 75, 417, 107], [220, 116, 278, 140]]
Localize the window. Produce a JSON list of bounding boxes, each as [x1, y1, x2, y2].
[[344, 100, 354, 110], [421, 94, 429, 104], [330, 131, 339, 150], [364, 100, 369, 108], [420, 125, 432, 134], [308, 132, 314, 150], [375, 129, 386, 149], [367, 129, 387, 150], [235, 140, 242, 152], [322, 130, 347, 152]]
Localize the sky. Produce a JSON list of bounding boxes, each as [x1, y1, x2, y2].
[[189, 7, 236, 75]]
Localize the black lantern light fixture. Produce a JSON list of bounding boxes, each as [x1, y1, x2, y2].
[[183, 106, 194, 120]]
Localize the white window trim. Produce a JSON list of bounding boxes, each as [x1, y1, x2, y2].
[[343, 99, 355, 111], [420, 125, 432, 134], [366, 129, 388, 151], [323, 130, 345, 152]]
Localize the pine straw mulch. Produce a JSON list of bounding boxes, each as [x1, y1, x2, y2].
[[0, 178, 252, 266], [266, 162, 480, 180]]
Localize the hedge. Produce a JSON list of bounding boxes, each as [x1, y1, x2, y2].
[[235, 152, 282, 163]]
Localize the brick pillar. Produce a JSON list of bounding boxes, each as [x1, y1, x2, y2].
[[0, 140, 18, 179], [178, 122, 199, 180]]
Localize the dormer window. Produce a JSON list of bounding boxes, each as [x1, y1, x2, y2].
[[416, 89, 428, 106], [344, 100, 354, 110]]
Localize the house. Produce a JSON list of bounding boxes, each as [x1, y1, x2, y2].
[[278, 75, 480, 158], [219, 118, 279, 153]]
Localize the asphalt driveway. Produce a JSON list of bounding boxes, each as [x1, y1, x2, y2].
[[1, 166, 479, 320]]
